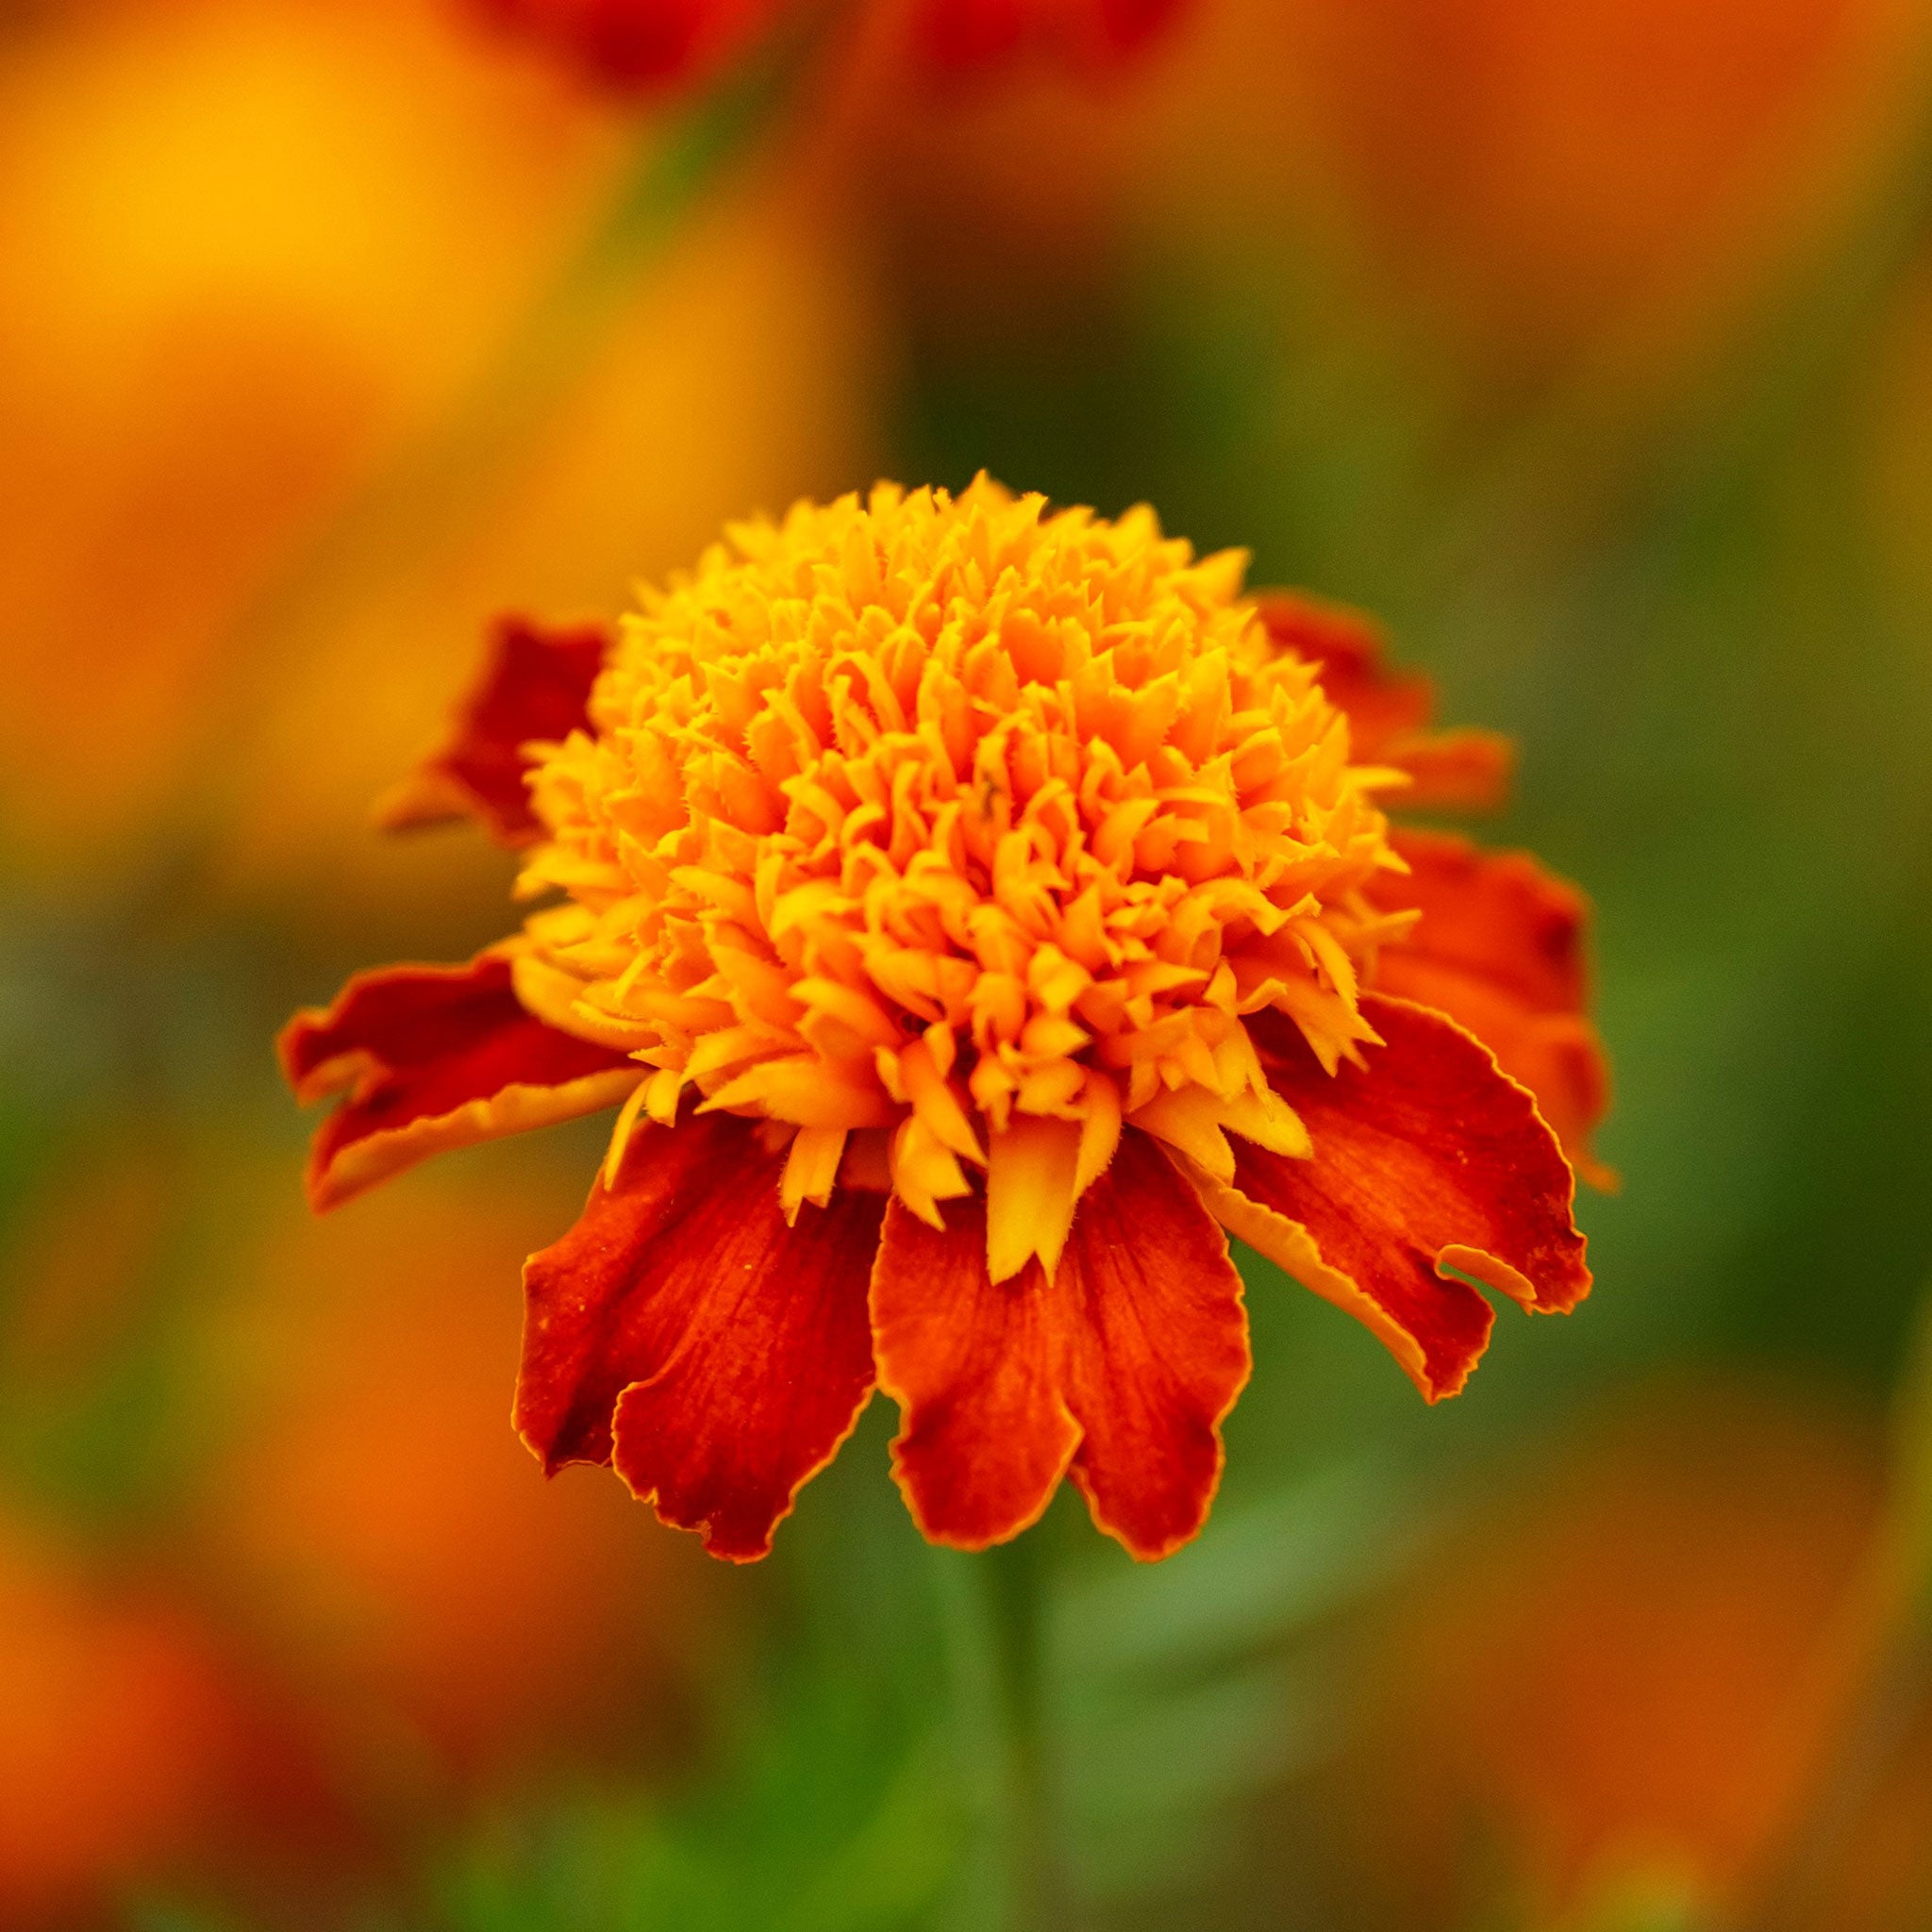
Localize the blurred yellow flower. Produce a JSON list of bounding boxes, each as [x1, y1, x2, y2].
[[0, 0, 884, 908]]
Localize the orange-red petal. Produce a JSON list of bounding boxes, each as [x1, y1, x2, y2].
[[278, 955, 641, 1211], [1370, 828, 1613, 1183], [1206, 993, 1588, 1402], [517, 1111, 885, 1562], [870, 1191, 1081, 1553], [374, 615, 606, 847], [1257, 591, 1514, 811], [872, 1128, 1249, 1561], [1057, 1131, 1252, 1558]]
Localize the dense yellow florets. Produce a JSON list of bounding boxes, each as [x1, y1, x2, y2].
[[511, 477, 1411, 1281]]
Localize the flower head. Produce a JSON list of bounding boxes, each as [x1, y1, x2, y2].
[[516, 480, 1396, 1279], [283, 479, 1604, 1562]]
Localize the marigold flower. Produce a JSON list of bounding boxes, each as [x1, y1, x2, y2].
[[281, 478, 1603, 1562]]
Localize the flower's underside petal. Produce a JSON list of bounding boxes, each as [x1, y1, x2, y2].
[[278, 956, 640, 1211], [1370, 829, 1613, 1183], [1210, 994, 1589, 1401], [1255, 591, 1513, 810], [1379, 729, 1516, 811], [517, 1111, 885, 1562], [374, 615, 606, 847], [872, 1129, 1249, 1560]]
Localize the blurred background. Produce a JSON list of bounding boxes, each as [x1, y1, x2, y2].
[[4, 0, 1932, 1925]]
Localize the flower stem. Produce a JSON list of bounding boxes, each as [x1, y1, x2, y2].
[[938, 1534, 1071, 1932]]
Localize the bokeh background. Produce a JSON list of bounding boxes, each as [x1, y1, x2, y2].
[[5, 0, 1932, 1926]]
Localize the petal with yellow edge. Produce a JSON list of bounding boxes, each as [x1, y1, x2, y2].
[[1057, 1130, 1252, 1560], [871, 1189, 1082, 1554], [517, 1110, 886, 1561], [278, 955, 641, 1211], [873, 1129, 1249, 1560], [374, 615, 606, 848], [1201, 995, 1589, 1402]]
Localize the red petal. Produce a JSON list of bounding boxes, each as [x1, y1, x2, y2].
[[872, 1130, 1249, 1561], [517, 1112, 884, 1562], [1257, 593, 1432, 744], [1257, 591, 1513, 811], [1057, 1131, 1251, 1559], [870, 1191, 1081, 1553], [278, 956, 638, 1211], [1208, 994, 1589, 1402], [1371, 829, 1613, 1183], [374, 615, 606, 848]]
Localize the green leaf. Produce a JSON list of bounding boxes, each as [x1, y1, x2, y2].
[[1049, 1459, 1420, 1906], [440, 1671, 965, 1932]]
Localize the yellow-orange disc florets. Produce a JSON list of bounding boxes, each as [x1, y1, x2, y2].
[[511, 477, 1414, 1283]]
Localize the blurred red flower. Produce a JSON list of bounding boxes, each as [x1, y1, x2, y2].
[[464, 0, 786, 92], [461, 0, 1192, 94]]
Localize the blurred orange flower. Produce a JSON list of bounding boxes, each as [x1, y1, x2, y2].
[[283, 479, 1598, 1565], [193, 1172, 708, 1802], [0, 1509, 330, 1929], [1310, 1382, 1932, 1932], [1172, 0, 1932, 371]]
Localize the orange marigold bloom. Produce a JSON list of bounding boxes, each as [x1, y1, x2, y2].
[[281, 479, 1603, 1562]]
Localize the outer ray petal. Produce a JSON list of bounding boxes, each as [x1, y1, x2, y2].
[[1368, 829, 1613, 1184], [872, 1129, 1249, 1560], [517, 1112, 885, 1562], [1202, 994, 1589, 1402], [278, 956, 641, 1211], [1256, 591, 1513, 810], [374, 615, 606, 847], [871, 1191, 1081, 1551], [1056, 1132, 1252, 1560]]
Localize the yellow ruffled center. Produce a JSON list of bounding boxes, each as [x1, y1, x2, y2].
[[513, 477, 1411, 1282]]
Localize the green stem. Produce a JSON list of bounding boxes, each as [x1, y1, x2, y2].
[[938, 1535, 1070, 1932]]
